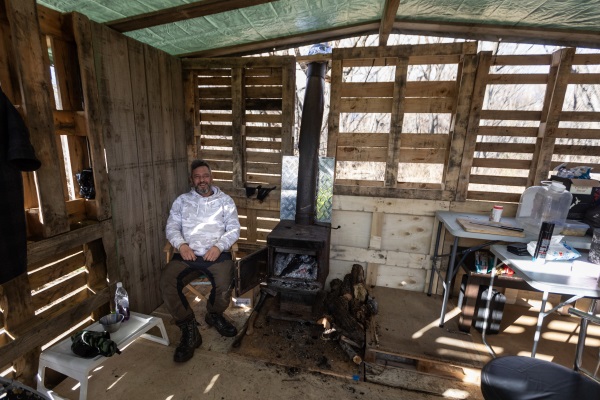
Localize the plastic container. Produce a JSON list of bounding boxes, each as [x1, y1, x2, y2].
[[562, 220, 590, 237], [490, 205, 503, 222], [115, 282, 130, 321], [516, 182, 572, 235]]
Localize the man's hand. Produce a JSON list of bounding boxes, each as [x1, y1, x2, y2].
[[179, 243, 197, 261], [203, 246, 221, 262]]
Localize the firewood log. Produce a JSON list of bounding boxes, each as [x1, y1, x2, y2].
[[353, 282, 368, 303], [339, 340, 362, 365], [328, 296, 365, 347], [351, 264, 365, 285], [341, 274, 353, 296]]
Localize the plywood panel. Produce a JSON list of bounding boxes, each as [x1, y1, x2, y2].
[[330, 210, 372, 248], [381, 214, 434, 254]]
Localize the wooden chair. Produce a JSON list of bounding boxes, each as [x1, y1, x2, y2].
[[163, 242, 238, 299]]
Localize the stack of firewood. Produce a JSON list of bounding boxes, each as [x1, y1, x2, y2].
[[321, 264, 378, 364]]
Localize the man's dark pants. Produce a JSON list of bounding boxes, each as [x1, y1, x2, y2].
[[160, 252, 234, 323]]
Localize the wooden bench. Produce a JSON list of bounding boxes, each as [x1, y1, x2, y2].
[[37, 312, 169, 400]]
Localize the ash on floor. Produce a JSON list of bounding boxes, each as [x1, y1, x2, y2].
[[231, 295, 362, 378]]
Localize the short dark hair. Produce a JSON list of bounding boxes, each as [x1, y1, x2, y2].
[[190, 159, 211, 176]]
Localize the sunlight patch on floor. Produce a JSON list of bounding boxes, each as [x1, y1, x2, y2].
[[204, 373, 220, 394], [412, 308, 461, 339]]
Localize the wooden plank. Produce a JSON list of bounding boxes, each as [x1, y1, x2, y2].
[[554, 128, 600, 139], [91, 22, 146, 301], [444, 52, 478, 196], [0, 15, 20, 103], [456, 218, 524, 237], [107, 0, 276, 32], [560, 111, 600, 122], [36, 3, 67, 39], [127, 37, 162, 313], [0, 287, 110, 369], [475, 142, 536, 153], [246, 125, 281, 138], [31, 271, 87, 311], [183, 56, 294, 70], [366, 211, 384, 287], [281, 59, 295, 156], [379, 0, 400, 46], [553, 144, 600, 156], [467, 191, 521, 203], [479, 110, 542, 120], [48, 36, 83, 111], [337, 146, 446, 164], [71, 12, 111, 221], [337, 133, 389, 147], [486, 74, 548, 84], [53, 110, 87, 136], [340, 97, 454, 114], [491, 54, 552, 66], [334, 185, 450, 201], [472, 158, 531, 169], [477, 126, 538, 137], [6, 0, 69, 237], [334, 42, 468, 61], [385, 58, 407, 187], [341, 81, 457, 98], [327, 59, 342, 159], [170, 55, 190, 195], [456, 52, 492, 201], [231, 67, 246, 189], [84, 239, 108, 293], [27, 220, 108, 265], [468, 174, 528, 187], [569, 73, 600, 85], [533, 48, 575, 185]]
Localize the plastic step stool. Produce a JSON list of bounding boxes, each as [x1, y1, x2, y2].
[[37, 312, 170, 400]]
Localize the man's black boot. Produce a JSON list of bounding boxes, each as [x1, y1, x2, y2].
[[205, 312, 237, 337], [174, 317, 202, 362]]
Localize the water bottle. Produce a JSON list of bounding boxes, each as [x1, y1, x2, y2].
[[115, 282, 130, 321], [516, 182, 572, 235]]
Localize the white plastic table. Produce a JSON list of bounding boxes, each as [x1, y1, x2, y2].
[[37, 312, 169, 400], [490, 245, 600, 357], [427, 211, 592, 328]]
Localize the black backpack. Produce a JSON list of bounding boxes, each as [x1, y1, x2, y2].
[[71, 330, 121, 358]]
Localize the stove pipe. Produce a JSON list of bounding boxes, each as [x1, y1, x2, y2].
[[295, 61, 327, 225]]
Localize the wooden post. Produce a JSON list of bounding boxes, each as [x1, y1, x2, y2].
[[71, 12, 112, 221], [532, 48, 575, 185], [231, 67, 246, 189], [455, 52, 492, 201], [6, 0, 69, 237], [384, 57, 407, 187]]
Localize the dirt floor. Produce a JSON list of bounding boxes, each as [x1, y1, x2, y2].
[[45, 283, 598, 399]]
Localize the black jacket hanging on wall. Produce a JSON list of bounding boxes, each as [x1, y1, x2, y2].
[[0, 87, 41, 284]]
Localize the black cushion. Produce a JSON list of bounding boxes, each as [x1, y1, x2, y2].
[[481, 355, 600, 400]]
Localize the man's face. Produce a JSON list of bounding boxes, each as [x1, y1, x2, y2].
[[192, 166, 213, 196]]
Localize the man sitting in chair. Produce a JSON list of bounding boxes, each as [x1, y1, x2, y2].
[[161, 159, 240, 362]]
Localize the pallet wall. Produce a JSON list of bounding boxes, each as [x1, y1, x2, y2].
[[0, 1, 185, 384], [182, 57, 295, 252]]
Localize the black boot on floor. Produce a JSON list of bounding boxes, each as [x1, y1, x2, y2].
[[205, 312, 237, 337], [174, 317, 202, 363]]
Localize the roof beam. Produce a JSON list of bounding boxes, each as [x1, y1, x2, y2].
[[392, 20, 600, 50], [106, 0, 278, 33], [379, 0, 400, 46], [180, 21, 380, 58]]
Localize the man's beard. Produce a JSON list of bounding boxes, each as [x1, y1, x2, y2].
[[195, 184, 212, 196]]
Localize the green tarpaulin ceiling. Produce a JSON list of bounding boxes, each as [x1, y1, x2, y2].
[[36, 0, 600, 57]]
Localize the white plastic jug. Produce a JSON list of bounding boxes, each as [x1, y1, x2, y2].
[[516, 181, 572, 234]]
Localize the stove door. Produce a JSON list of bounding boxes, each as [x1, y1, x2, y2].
[[235, 246, 268, 296]]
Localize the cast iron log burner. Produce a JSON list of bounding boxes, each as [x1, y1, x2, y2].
[[266, 47, 331, 316]]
